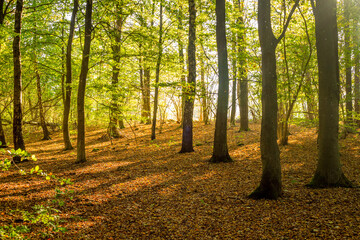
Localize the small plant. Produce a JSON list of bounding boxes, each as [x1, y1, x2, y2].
[[0, 149, 73, 239]]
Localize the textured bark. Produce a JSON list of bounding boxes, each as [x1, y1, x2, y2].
[[209, 0, 232, 163], [177, 8, 186, 125], [63, 0, 78, 150], [141, 67, 151, 124], [180, 0, 196, 153], [151, 1, 163, 140], [76, 0, 92, 163], [249, 0, 299, 199], [13, 0, 25, 162], [308, 0, 352, 188], [355, 21, 360, 124]]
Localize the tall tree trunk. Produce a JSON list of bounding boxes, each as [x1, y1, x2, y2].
[[180, 0, 196, 153], [63, 0, 78, 150], [344, 0, 353, 128], [209, 0, 232, 163], [177, 7, 186, 125], [249, 0, 299, 199], [13, 0, 25, 163], [230, 41, 237, 127], [308, 0, 352, 187], [200, 53, 209, 125], [34, 59, 51, 140], [151, 1, 163, 140], [237, 4, 249, 131], [142, 67, 151, 124], [355, 20, 360, 125], [76, 0, 92, 163], [109, 11, 124, 138]]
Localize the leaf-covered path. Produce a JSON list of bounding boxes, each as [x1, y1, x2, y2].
[[1, 122, 360, 239]]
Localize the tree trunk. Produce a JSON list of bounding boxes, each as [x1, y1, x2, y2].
[[200, 53, 209, 125], [180, 0, 196, 153], [0, 114, 7, 148], [142, 67, 151, 124], [344, 0, 353, 128], [249, 0, 299, 199], [177, 7, 186, 125], [76, 0, 92, 163], [308, 0, 352, 188], [13, 0, 25, 163], [355, 20, 360, 125], [34, 59, 51, 140], [209, 0, 232, 163], [109, 11, 124, 138], [230, 41, 237, 127], [63, 0, 78, 150], [151, 1, 163, 140]]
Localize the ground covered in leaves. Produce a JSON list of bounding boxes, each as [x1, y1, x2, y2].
[[1, 122, 360, 239]]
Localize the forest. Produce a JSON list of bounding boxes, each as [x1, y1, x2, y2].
[[1, 0, 360, 239]]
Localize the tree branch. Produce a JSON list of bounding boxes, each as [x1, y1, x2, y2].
[[276, 0, 300, 44]]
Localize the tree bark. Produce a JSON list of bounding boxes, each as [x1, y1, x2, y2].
[[180, 0, 196, 153], [13, 0, 25, 163], [199, 53, 209, 125], [151, 1, 163, 140], [249, 0, 299, 199], [209, 0, 232, 163], [177, 7, 186, 125], [76, 0, 92, 163], [355, 19, 360, 125], [63, 0, 78, 150], [308, 0, 352, 188], [230, 41, 237, 127]]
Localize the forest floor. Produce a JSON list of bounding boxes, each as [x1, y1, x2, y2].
[[1, 121, 360, 239]]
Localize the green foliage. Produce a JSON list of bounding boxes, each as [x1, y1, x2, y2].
[[1, 149, 73, 239]]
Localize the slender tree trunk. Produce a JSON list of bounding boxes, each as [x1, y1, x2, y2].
[[210, 0, 232, 163], [76, 0, 92, 163], [308, 0, 352, 187], [34, 60, 51, 140], [230, 41, 237, 127], [109, 12, 124, 138], [200, 53, 209, 125], [355, 21, 360, 125], [180, 0, 196, 153], [249, 0, 299, 199], [177, 7, 186, 125], [13, 0, 25, 163], [237, 9, 249, 131], [344, 0, 353, 127], [142, 67, 151, 124], [151, 1, 163, 140], [63, 0, 78, 150], [0, 114, 7, 148]]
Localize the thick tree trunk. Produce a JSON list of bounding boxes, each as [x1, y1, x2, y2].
[[249, 0, 299, 199], [151, 1, 163, 140], [63, 0, 78, 150], [76, 0, 92, 163], [308, 0, 352, 187], [210, 0, 232, 163], [13, 0, 25, 163], [180, 0, 196, 153]]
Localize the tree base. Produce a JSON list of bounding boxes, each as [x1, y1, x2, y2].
[[238, 128, 250, 132], [42, 136, 51, 141], [64, 146, 74, 151], [248, 184, 282, 200], [306, 173, 353, 188], [13, 156, 29, 164], [179, 148, 194, 153], [209, 153, 233, 163]]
